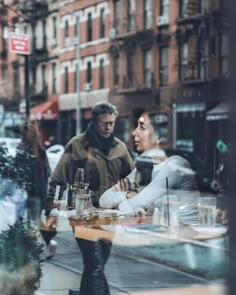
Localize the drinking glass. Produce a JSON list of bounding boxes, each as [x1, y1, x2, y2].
[[198, 196, 217, 227]]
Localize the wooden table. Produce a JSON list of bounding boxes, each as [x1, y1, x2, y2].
[[116, 285, 227, 295], [41, 209, 228, 247]]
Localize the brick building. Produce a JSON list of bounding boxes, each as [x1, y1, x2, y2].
[[0, 0, 229, 169]]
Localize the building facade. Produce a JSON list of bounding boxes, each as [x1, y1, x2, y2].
[[0, 0, 229, 169]]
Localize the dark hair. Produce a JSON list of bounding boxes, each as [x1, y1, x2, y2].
[[91, 101, 118, 119]]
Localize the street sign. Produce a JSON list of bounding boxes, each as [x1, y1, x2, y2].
[[9, 33, 30, 55]]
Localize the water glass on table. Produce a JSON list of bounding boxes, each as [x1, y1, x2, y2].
[[198, 196, 217, 227]]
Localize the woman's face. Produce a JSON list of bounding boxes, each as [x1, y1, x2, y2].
[[132, 113, 157, 153]]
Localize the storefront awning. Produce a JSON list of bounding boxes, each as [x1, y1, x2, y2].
[[206, 102, 229, 121], [30, 99, 58, 120]]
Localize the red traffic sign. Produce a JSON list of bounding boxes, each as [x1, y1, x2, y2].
[[9, 33, 30, 55]]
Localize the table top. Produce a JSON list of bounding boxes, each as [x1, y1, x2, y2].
[[41, 209, 228, 246], [116, 285, 226, 295]]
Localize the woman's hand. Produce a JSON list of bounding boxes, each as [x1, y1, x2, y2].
[[114, 178, 131, 192]]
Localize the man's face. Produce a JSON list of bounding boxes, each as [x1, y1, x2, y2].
[[93, 113, 116, 138]]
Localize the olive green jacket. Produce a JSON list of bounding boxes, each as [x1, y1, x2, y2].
[[48, 133, 133, 206]]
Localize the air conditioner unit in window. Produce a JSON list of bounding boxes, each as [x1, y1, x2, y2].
[[109, 27, 117, 39], [84, 82, 92, 92], [157, 15, 169, 27]]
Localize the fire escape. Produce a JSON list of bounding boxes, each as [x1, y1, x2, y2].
[[18, 0, 49, 104], [108, 0, 156, 94], [173, 0, 213, 103]]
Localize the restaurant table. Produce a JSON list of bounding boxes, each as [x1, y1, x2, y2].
[[116, 284, 226, 295], [40, 208, 228, 292]]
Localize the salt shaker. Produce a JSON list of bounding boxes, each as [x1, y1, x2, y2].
[[152, 207, 160, 224]]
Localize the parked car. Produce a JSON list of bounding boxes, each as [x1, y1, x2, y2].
[[0, 138, 21, 157], [164, 149, 213, 193], [46, 144, 64, 172]]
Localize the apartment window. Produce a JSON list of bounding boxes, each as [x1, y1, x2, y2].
[[87, 12, 92, 42], [127, 53, 134, 85], [114, 55, 120, 87], [179, 42, 188, 81], [86, 61, 92, 84], [12, 18, 19, 33], [180, 0, 188, 18], [114, 0, 120, 33], [52, 16, 57, 45], [2, 64, 7, 82], [99, 59, 105, 89], [23, 23, 28, 34], [144, 0, 152, 29], [43, 19, 46, 48], [64, 20, 69, 47], [42, 64, 47, 95], [100, 8, 105, 38], [52, 63, 57, 94], [199, 42, 208, 80], [160, 47, 168, 86], [64, 66, 69, 93], [143, 50, 152, 88], [127, 0, 136, 31], [2, 24, 8, 50], [220, 34, 229, 77], [160, 0, 169, 16], [75, 14, 79, 41]]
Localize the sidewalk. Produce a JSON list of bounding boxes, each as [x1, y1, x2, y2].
[[36, 261, 81, 295]]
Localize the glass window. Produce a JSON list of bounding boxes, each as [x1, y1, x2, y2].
[[99, 59, 105, 89], [160, 47, 168, 86], [143, 49, 152, 88], [52, 63, 57, 94], [127, 0, 136, 31], [64, 66, 69, 93], [2, 24, 8, 50], [179, 42, 188, 81], [86, 61, 92, 84], [114, 0, 120, 33], [144, 0, 152, 29], [160, 0, 169, 16], [114, 54, 119, 87], [220, 33, 229, 77], [52, 16, 57, 44], [64, 20, 69, 47], [127, 52, 134, 86], [180, 0, 188, 18], [100, 8, 105, 38], [87, 12, 92, 42]]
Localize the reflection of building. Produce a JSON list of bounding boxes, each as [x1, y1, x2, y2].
[[108, 0, 229, 166], [58, 1, 111, 145], [0, 0, 229, 164]]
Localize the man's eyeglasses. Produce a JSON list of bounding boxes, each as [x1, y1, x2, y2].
[[97, 121, 115, 127]]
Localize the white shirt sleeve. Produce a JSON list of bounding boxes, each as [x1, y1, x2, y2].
[[118, 156, 193, 212], [99, 169, 136, 209]]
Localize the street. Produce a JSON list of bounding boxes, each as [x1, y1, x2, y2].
[[43, 231, 215, 294]]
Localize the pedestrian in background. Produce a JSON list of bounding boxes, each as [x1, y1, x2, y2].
[[46, 101, 134, 295], [14, 120, 57, 257]]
